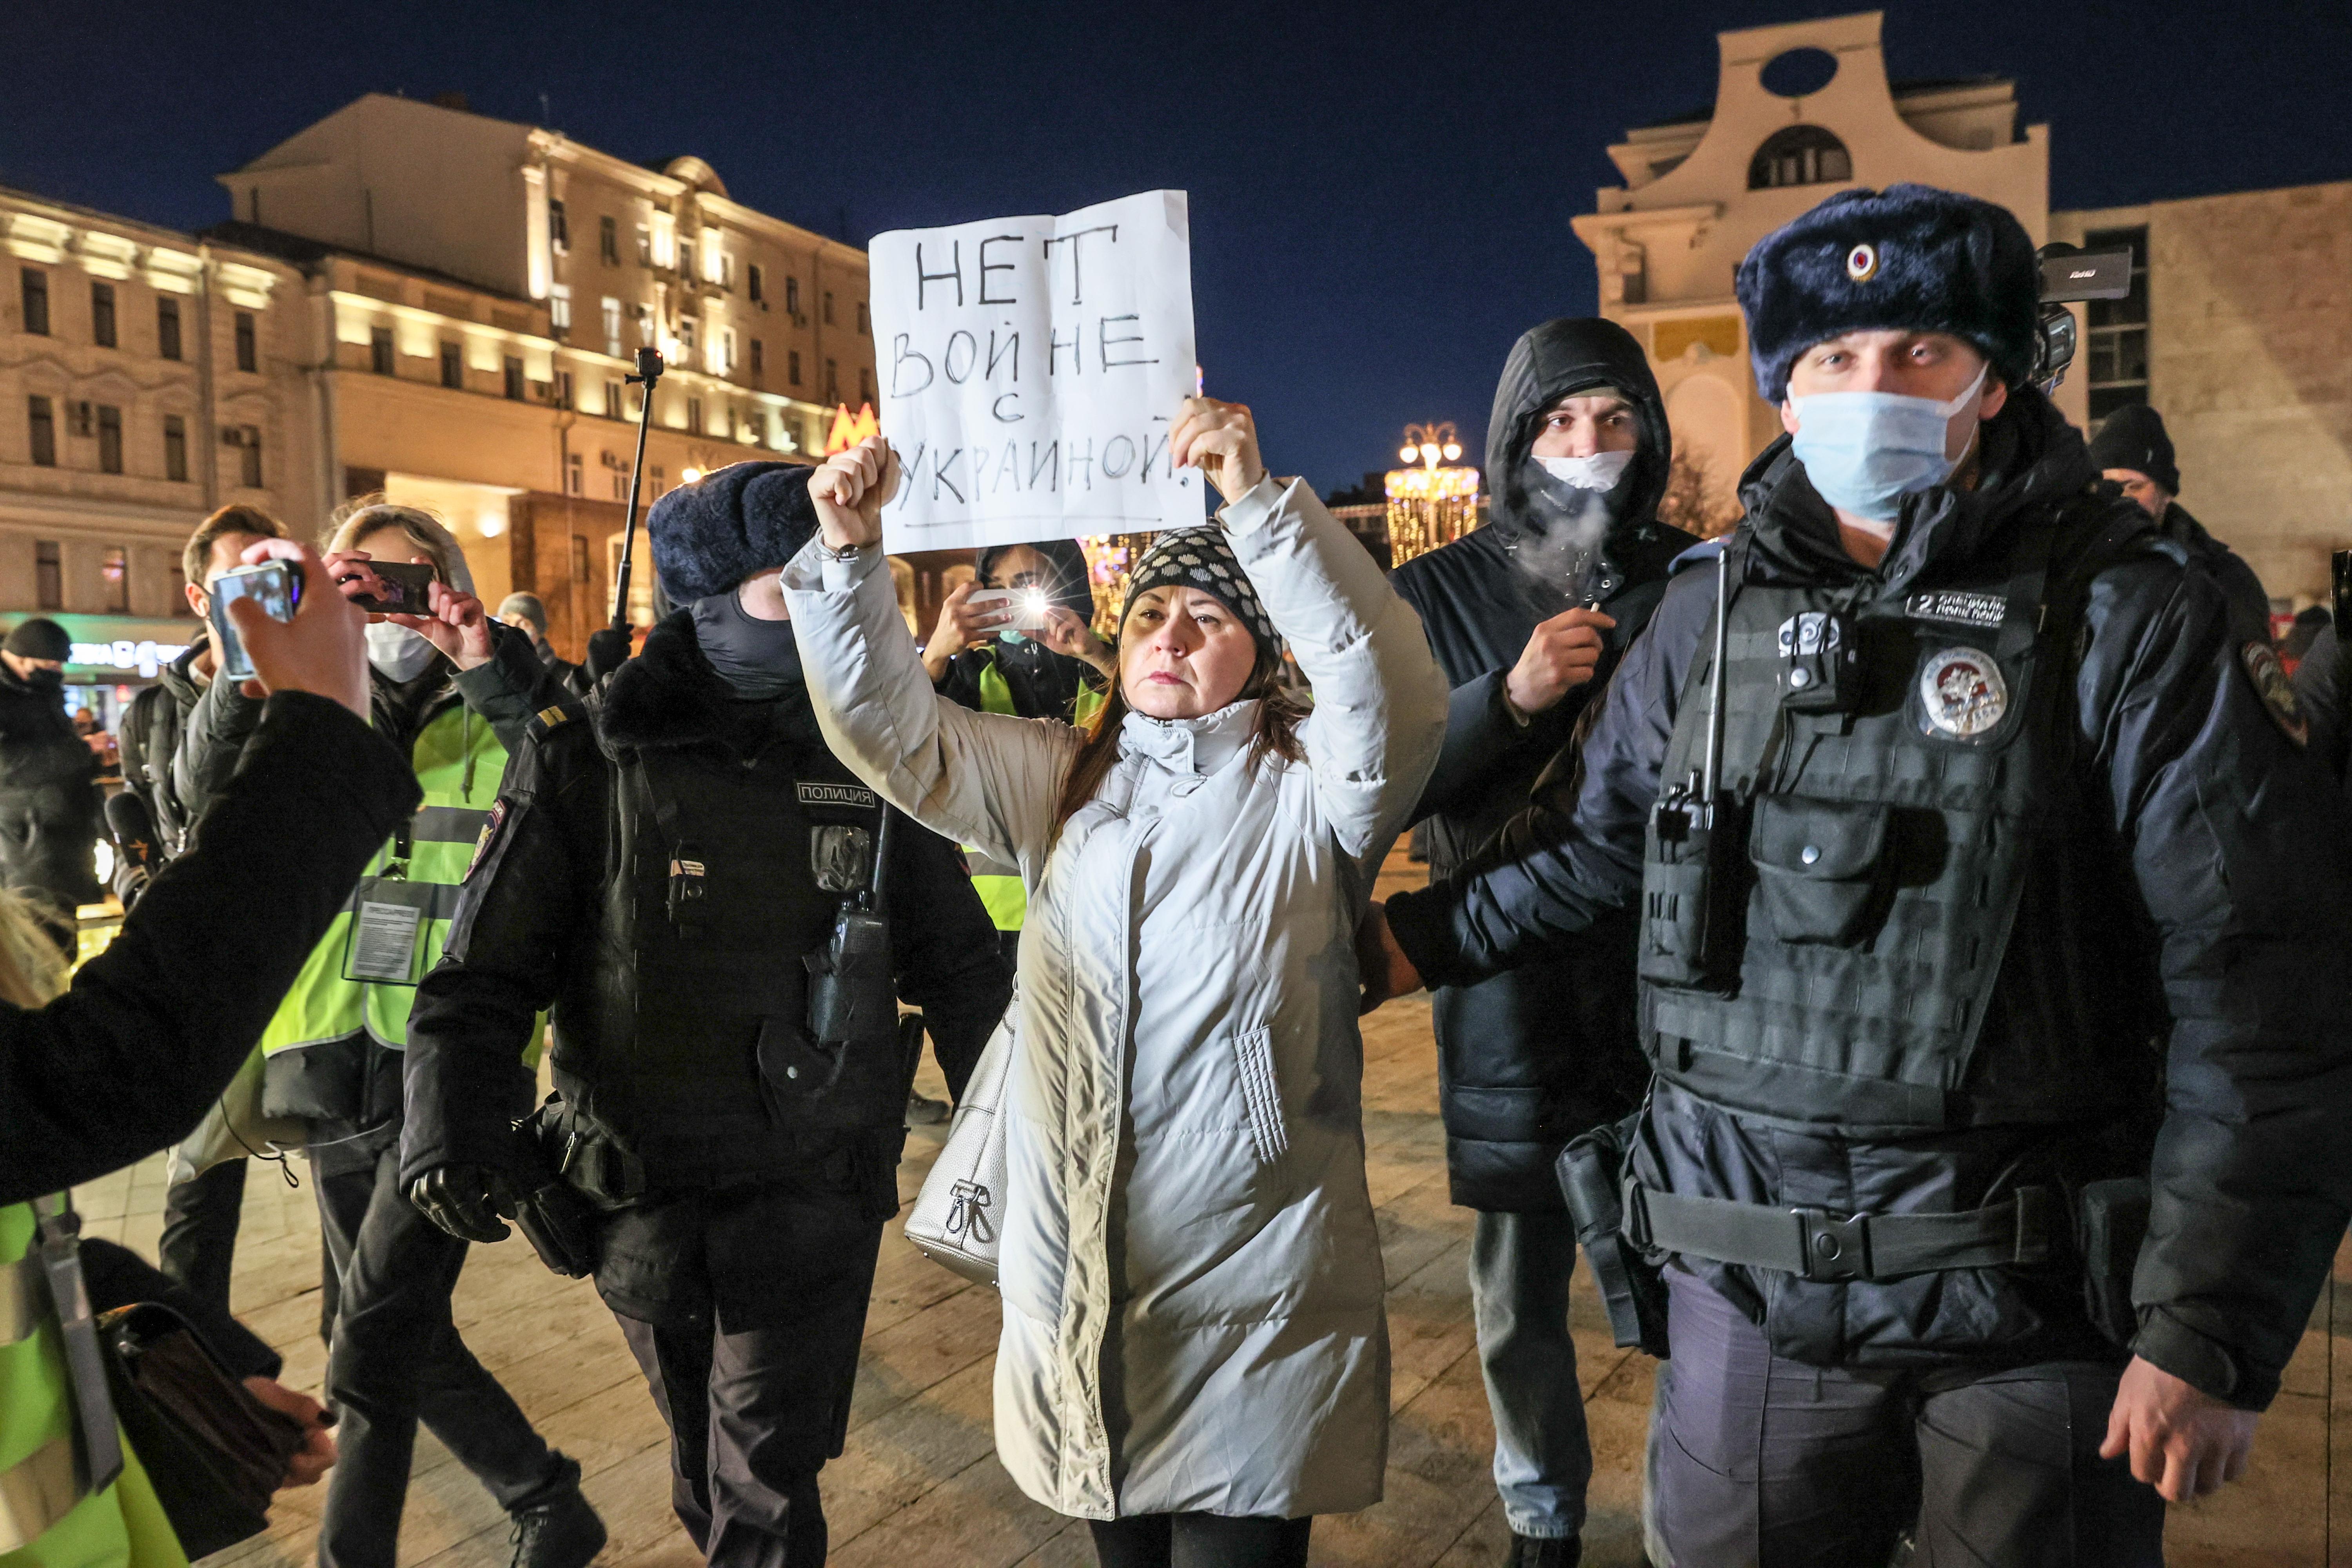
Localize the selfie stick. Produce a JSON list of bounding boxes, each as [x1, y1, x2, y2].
[[611, 348, 666, 634]]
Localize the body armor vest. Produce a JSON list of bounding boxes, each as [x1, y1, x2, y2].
[[1639, 514, 2141, 1138], [551, 735, 902, 1180]]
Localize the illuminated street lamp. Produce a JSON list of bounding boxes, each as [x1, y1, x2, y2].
[[1385, 421, 1480, 566]]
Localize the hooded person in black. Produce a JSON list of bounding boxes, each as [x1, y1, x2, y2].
[[1387, 318, 1695, 1566], [0, 618, 101, 942]]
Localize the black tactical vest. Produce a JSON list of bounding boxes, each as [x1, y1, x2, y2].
[[550, 736, 900, 1180], [1639, 509, 2147, 1138]]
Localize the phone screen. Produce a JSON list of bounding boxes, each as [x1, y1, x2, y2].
[[209, 562, 302, 682], [345, 561, 437, 614]]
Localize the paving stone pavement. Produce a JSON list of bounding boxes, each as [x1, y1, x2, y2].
[[68, 848, 2346, 1566]]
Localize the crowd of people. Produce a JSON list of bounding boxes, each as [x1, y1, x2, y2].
[[4, 180, 2352, 1568]]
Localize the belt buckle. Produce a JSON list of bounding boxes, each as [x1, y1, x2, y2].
[[1793, 1208, 1870, 1282]]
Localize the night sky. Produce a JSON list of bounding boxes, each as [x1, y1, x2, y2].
[[7, 1, 2348, 494]]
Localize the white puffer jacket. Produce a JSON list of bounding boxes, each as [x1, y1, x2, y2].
[[783, 477, 1445, 1520]]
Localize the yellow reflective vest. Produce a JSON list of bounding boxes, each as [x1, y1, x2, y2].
[[259, 701, 515, 1061], [0, 1203, 186, 1567]]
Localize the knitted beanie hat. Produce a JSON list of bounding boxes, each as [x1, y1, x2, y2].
[[1120, 526, 1276, 655]]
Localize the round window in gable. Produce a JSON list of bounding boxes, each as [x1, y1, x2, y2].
[[1760, 46, 1840, 98]]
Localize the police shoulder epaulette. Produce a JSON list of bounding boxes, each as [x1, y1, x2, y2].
[[526, 698, 588, 743]]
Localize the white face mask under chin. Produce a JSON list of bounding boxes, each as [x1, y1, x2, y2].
[[365, 622, 439, 681], [1534, 449, 1635, 492]]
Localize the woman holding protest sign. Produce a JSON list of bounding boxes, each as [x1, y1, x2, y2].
[[782, 399, 1445, 1566]]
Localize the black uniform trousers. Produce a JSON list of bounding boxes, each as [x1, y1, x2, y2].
[[1645, 1264, 2165, 1567], [608, 1176, 888, 1567], [1087, 1514, 1313, 1568], [316, 1138, 568, 1568], [156, 1157, 246, 1315]]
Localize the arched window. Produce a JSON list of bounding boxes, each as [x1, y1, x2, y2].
[[1749, 125, 1852, 190]]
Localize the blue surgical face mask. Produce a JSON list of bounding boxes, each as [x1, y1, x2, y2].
[[1788, 365, 1987, 522]]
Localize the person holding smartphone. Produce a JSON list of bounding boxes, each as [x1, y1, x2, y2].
[[169, 499, 601, 1568]]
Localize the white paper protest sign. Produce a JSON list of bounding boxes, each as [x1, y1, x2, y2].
[[869, 190, 1199, 552]]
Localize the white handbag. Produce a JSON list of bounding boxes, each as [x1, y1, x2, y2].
[[904, 999, 1015, 1286]]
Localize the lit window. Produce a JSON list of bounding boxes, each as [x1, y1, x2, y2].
[[550, 283, 572, 339], [602, 297, 622, 358], [102, 545, 128, 611]]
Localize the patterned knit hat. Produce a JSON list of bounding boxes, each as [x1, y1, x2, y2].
[[1120, 525, 1277, 654]]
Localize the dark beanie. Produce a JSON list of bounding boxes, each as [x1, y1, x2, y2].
[[1120, 526, 1277, 655], [3, 619, 71, 662], [2085, 403, 2180, 494], [648, 461, 820, 604], [1736, 183, 2041, 403]]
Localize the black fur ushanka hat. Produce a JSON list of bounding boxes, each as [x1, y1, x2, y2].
[[1735, 183, 2041, 404], [647, 461, 820, 604]]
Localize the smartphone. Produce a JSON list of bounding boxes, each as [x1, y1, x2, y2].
[[342, 560, 437, 614], [967, 587, 1053, 632], [209, 561, 303, 682]]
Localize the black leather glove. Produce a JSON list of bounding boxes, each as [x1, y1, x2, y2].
[[584, 625, 634, 682], [408, 1165, 519, 1244]]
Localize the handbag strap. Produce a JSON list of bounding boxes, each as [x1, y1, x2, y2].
[[28, 1195, 123, 1499]]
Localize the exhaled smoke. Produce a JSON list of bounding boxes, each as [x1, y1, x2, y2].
[[1506, 466, 1614, 608]]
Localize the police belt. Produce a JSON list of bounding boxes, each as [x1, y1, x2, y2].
[[1623, 1178, 2054, 1283]]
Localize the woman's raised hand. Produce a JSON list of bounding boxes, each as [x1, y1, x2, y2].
[[1171, 397, 1268, 503], [810, 436, 897, 551]]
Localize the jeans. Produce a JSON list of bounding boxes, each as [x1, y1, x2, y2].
[[157, 1157, 246, 1316], [315, 1143, 569, 1568], [1469, 1209, 1590, 1540], [1087, 1513, 1312, 1568], [1644, 1263, 2164, 1568]]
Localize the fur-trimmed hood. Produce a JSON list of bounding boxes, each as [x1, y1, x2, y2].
[[594, 609, 818, 757]]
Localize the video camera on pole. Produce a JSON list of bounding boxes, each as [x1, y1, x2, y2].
[[586, 347, 666, 682], [2029, 242, 2135, 395]]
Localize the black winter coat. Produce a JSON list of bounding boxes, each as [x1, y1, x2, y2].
[[0, 666, 100, 912], [399, 611, 1013, 1190], [118, 633, 207, 859], [1, 693, 419, 1203], [2157, 499, 2273, 648], [2292, 622, 2350, 796], [1387, 389, 2352, 1410], [1389, 316, 1694, 1210]]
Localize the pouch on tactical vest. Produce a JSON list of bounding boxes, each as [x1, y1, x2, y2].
[[1640, 544, 1744, 993], [1556, 1112, 1671, 1357]]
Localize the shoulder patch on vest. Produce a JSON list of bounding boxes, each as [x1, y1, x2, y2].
[[2240, 641, 2309, 747], [797, 781, 879, 811], [465, 799, 511, 881], [1906, 590, 2007, 629]]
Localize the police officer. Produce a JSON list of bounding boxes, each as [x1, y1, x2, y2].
[[401, 461, 1012, 1565], [2086, 400, 2275, 643], [1387, 316, 1694, 1568], [1360, 185, 2352, 1564]]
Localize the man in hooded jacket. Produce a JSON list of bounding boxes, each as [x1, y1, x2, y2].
[[1387, 318, 1693, 1567], [400, 461, 1011, 1565], [2085, 401, 2273, 645], [1361, 185, 2352, 1564]]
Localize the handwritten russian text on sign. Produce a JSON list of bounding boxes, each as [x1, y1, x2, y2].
[[870, 190, 1198, 552]]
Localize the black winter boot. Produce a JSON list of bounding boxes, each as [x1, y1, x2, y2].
[[507, 1454, 606, 1568], [1506, 1534, 1581, 1568]]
